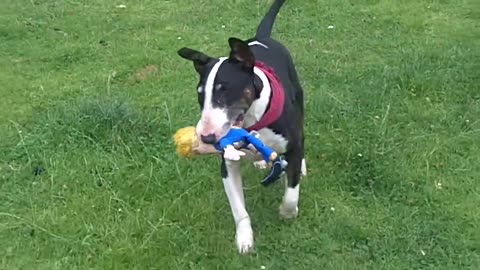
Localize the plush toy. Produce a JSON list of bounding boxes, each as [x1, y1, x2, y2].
[[214, 126, 274, 162], [214, 125, 288, 186], [173, 126, 256, 158], [173, 125, 288, 186], [173, 126, 218, 158], [173, 126, 196, 157]]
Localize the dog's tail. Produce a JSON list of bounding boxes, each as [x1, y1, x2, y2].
[[255, 0, 287, 39]]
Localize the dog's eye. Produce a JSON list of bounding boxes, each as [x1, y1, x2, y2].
[[215, 84, 228, 92], [197, 86, 204, 93]]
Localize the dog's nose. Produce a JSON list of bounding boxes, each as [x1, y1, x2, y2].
[[200, 133, 216, 144]]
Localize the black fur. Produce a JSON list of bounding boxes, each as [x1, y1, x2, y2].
[[221, 157, 228, 178], [256, 0, 287, 39]]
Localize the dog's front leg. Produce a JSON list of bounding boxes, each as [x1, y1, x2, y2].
[[221, 158, 254, 254]]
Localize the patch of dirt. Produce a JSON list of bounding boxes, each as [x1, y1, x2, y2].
[[127, 64, 158, 84]]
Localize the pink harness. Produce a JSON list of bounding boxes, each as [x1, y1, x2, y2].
[[245, 61, 285, 132]]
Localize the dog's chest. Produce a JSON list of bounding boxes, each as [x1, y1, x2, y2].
[[257, 128, 288, 154]]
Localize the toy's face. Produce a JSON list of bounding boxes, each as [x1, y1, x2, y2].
[[178, 38, 261, 144]]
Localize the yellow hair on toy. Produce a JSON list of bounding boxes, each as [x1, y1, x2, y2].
[[173, 126, 199, 158]]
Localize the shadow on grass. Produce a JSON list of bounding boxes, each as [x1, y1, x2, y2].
[[1, 96, 179, 180], [13, 97, 168, 147]]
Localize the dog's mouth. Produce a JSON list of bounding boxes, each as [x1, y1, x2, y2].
[[215, 112, 246, 141], [235, 113, 244, 123], [232, 113, 245, 127]]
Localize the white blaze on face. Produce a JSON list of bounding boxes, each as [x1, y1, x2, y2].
[[197, 57, 229, 139]]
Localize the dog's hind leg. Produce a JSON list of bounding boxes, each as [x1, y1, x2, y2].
[[279, 142, 303, 220], [221, 158, 254, 254]]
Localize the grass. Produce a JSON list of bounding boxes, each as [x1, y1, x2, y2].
[[1, 0, 479, 269]]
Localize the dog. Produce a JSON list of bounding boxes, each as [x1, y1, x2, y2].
[[177, 0, 306, 254]]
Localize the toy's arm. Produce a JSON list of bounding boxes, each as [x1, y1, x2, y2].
[[217, 129, 248, 161], [192, 142, 257, 158], [244, 131, 260, 151], [245, 133, 276, 162], [191, 139, 261, 161], [218, 136, 236, 150]]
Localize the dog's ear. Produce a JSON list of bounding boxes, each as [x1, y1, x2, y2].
[[228, 37, 255, 70], [177, 47, 214, 74]]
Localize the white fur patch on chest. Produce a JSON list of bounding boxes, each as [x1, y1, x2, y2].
[[244, 67, 271, 126], [257, 128, 288, 154], [243, 65, 287, 154]]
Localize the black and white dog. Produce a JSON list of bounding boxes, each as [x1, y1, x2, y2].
[[177, 0, 306, 254]]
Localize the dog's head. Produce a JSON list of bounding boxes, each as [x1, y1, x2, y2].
[[178, 38, 263, 144]]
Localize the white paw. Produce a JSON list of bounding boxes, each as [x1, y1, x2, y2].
[[253, 160, 268, 170], [280, 186, 300, 220], [235, 220, 254, 254], [279, 205, 299, 220]]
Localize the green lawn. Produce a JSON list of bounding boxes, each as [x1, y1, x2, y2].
[[1, 0, 479, 269]]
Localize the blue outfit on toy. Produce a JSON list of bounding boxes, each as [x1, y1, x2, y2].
[[214, 126, 287, 186], [215, 127, 275, 163]]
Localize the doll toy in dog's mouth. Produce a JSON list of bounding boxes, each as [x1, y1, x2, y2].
[[172, 126, 260, 159]]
